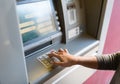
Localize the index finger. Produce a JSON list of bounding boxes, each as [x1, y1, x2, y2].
[[47, 51, 60, 59]]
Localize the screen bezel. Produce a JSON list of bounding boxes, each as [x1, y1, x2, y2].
[[17, 0, 45, 5], [16, 0, 61, 55]]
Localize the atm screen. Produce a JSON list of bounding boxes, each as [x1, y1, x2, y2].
[[16, 0, 58, 46]]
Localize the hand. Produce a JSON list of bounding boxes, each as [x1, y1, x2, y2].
[[48, 48, 78, 67]]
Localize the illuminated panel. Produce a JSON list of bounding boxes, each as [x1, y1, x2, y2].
[[16, 0, 57, 44]]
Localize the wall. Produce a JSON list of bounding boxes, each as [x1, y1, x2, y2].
[[83, 0, 120, 84], [84, 0, 103, 38]]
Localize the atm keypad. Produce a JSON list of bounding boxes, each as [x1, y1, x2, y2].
[[37, 55, 53, 69], [37, 50, 60, 69]]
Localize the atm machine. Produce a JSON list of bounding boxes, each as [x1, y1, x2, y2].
[[0, 0, 105, 84]]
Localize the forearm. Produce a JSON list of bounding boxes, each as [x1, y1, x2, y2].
[[74, 56, 98, 69], [75, 52, 120, 70], [95, 53, 120, 70]]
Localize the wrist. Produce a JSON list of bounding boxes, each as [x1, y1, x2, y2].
[[72, 56, 80, 65]]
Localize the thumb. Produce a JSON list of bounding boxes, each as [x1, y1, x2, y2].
[[53, 62, 65, 66]]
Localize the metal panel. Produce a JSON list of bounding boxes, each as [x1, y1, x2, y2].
[[0, 0, 28, 84]]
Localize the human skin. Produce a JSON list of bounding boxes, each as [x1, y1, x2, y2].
[[48, 48, 98, 69]]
